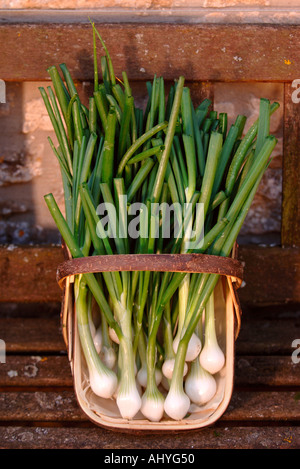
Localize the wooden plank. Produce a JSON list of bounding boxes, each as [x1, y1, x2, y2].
[[0, 390, 299, 424], [224, 391, 300, 422], [0, 391, 84, 422], [1, 313, 297, 356], [1, 245, 300, 305], [0, 425, 299, 449], [238, 245, 300, 305], [0, 23, 299, 82], [281, 82, 300, 247], [1, 355, 299, 388], [0, 246, 63, 303], [0, 318, 65, 353], [235, 356, 300, 387], [1, 352, 299, 388], [236, 318, 300, 356], [0, 355, 72, 387]]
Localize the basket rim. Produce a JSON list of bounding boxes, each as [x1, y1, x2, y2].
[[56, 251, 244, 290]]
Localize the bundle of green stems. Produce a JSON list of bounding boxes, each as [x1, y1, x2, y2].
[[41, 23, 279, 421]]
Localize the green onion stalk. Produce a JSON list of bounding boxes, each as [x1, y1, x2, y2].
[[41, 23, 279, 422]]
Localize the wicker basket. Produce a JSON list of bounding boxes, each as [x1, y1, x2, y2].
[[57, 245, 243, 431]]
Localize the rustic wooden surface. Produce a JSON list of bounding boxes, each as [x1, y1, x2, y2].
[[0, 302, 299, 449], [1, 245, 300, 305], [0, 23, 299, 82], [1, 17, 300, 450], [281, 83, 300, 247]]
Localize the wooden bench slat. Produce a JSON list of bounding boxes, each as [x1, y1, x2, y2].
[[225, 391, 300, 422], [1, 354, 299, 388], [1, 310, 299, 355], [0, 390, 84, 422], [0, 23, 299, 82], [234, 356, 300, 387], [238, 245, 300, 305], [1, 245, 300, 305], [0, 424, 299, 449], [0, 355, 72, 387], [236, 318, 300, 355], [0, 246, 63, 303], [0, 390, 299, 423], [0, 318, 65, 353], [0, 353, 299, 388]]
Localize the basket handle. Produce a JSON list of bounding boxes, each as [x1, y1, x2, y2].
[[57, 251, 244, 340], [56, 252, 244, 288]]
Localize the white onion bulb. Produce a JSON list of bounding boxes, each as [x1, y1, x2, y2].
[[199, 340, 225, 375], [164, 387, 190, 421], [137, 365, 162, 388], [88, 360, 118, 399], [185, 359, 217, 405], [199, 292, 225, 375], [99, 345, 116, 369], [173, 332, 201, 362], [141, 389, 165, 422], [93, 327, 103, 354], [116, 385, 142, 420], [162, 358, 188, 380]]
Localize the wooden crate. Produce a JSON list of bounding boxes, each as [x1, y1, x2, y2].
[[0, 17, 300, 449]]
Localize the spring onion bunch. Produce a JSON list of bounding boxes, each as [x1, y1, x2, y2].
[[41, 23, 278, 422]]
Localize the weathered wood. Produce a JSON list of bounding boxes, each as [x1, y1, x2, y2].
[[236, 317, 300, 356], [1, 245, 300, 305], [235, 356, 300, 387], [225, 391, 300, 422], [0, 355, 72, 387], [0, 318, 65, 353], [238, 245, 300, 305], [0, 313, 297, 356], [0, 307, 299, 447], [0, 23, 299, 82], [0, 391, 85, 422], [0, 425, 299, 449], [1, 354, 299, 388], [281, 82, 300, 247], [0, 246, 63, 303], [0, 390, 299, 423]]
